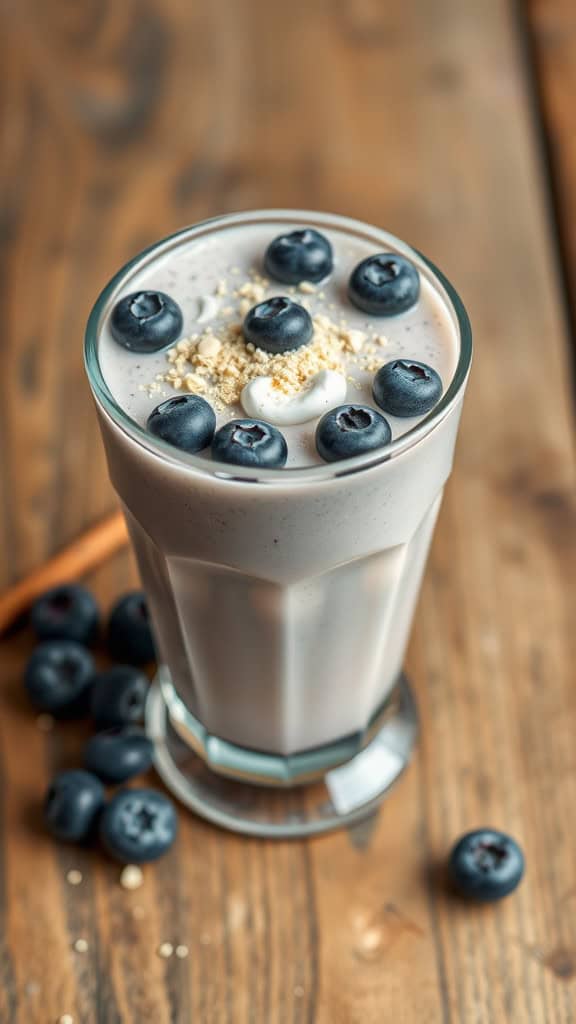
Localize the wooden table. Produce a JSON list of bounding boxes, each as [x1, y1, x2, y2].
[[1, 1, 575, 1021]]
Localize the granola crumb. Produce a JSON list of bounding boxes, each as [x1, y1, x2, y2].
[[341, 328, 367, 354], [66, 869, 83, 887], [157, 942, 174, 959], [197, 335, 222, 357], [299, 281, 316, 294], [155, 285, 370, 411], [175, 944, 189, 959], [73, 939, 89, 954], [120, 865, 144, 891], [215, 280, 228, 296]]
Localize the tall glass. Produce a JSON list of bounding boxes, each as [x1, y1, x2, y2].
[[85, 211, 472, 837]]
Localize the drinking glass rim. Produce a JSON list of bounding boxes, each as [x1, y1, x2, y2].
[[84, 208, 472, 485]]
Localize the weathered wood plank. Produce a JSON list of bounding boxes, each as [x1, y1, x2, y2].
[[0, 0, 575, 1021]]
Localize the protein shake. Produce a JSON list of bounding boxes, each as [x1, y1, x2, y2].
[[86, 210, 471, 788]]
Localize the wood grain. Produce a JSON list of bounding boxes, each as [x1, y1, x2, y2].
[[1, 0, 576, 1021], [526, 0, 576, 360]]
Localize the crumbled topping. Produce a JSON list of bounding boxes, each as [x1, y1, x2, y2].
[[66, 869, 83, 886], [120, 864, 144, 890], [235, 281, 266, 304], [157, 942, 174, 959], [345, 329, 367, 354], [153, 272, 383, 411]]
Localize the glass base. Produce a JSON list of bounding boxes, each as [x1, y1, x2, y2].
[[146, 675, 418, 839]]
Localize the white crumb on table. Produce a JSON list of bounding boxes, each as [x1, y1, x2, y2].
[[120, 864, 144, 891]]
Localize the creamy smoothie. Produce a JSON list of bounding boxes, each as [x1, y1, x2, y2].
[[86, 210, 470, 775]]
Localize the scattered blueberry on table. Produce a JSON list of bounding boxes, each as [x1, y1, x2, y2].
[[110, 290, 183, 352], [212, 418, 288, 468], [316, 404, 391, 462], [107, 591, 155, 665], [99, 788, 178, 863], [22, 584, 179, 865], [373, 359, 443, 417], [147, 394, 216, 453], [264, 228, 333, 284], [84, 728, 154, 784], [44, 770, 105, 843], [243, 297, 313, 354], [349, 253, 420, 315], [449, 829, 525, 901], [25, 640, 95, 718], [91, 665, 149, 729], [30, 583, 99, 646]]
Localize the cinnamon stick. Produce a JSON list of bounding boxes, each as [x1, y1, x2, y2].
[[0, 510, 129, 634]]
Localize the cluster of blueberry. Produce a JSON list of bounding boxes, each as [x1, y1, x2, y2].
[[110, 229, 444, 468], [24, 584, 177, 863], [23, 584, 526, 900]]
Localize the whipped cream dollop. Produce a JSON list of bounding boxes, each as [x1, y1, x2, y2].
[[240, 369, 347, 426]]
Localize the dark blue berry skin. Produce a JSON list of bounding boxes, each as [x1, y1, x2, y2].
[[212, 419, 288, 469], [24, 641, 95, 718], [84, 727, 153, 784], [449, 829, 525, 902], [91, 665, 149, 729], [264, 228, 333, 284], [316, 404, 392, 463], [108, 592, 155, 665], [110, 290, 183, 353], [147, 394, 216, 453], [99, 788, 178, 863], [44, 770, 105, 843], [243, 297, 313, 354], [31, 584, 99, 646], [349, 254, 420, 316], [373, 359, 443, 417]]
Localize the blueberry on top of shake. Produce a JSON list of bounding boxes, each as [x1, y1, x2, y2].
[[111, 290, 183, 352], [265, 229, 333, 284], [243, 297, 313, 354], [349, 254, 420, 316]]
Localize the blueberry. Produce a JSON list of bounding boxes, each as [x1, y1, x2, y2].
[[449, 829, 525, 902], [44, 770, 105, 842], [84, 727, 153, 784], [264, 228, 333, 284], [30, 583, 99, 646], [147, 394, 216, 453], [24, 641, 95, 718], [243, 297, 313, 354], [99, 788, 178, 863], [108, 591, 155, 665], [373, 359, 443, 417], [316, 404, 391, 463], [91, 665, 149, 729], [110, 290, 183, 353], [349, 254, 420, 316], [212, 419, 288, 468]]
